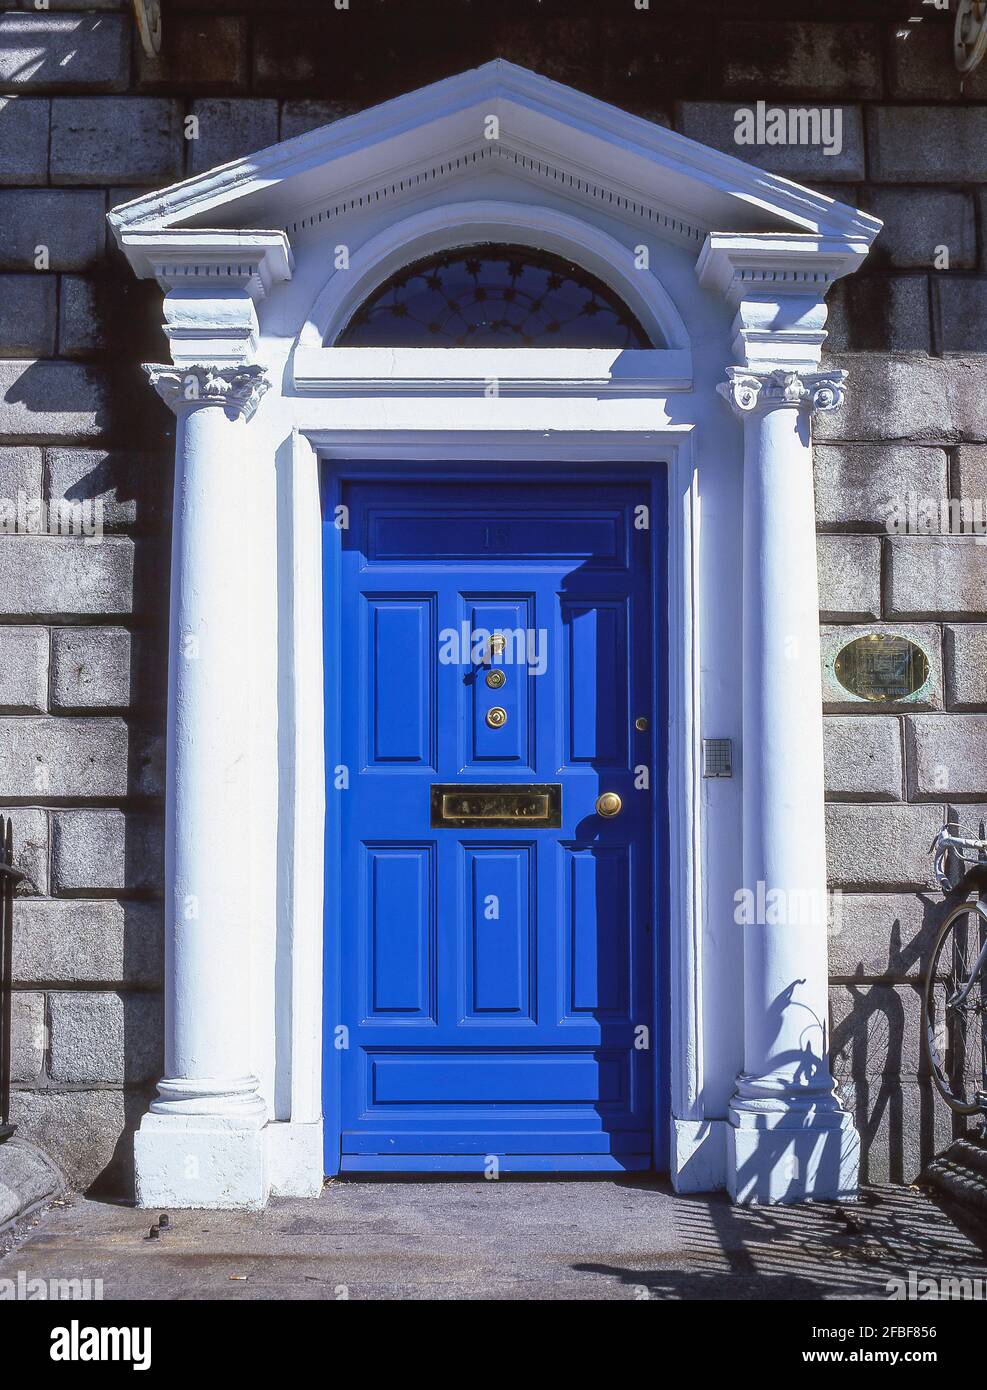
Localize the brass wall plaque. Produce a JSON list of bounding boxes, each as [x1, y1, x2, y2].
[[430, 783, 562, 828], [834, 634, 930, 703]]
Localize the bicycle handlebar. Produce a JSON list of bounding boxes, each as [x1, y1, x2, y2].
[[930, 823, 987, 893]]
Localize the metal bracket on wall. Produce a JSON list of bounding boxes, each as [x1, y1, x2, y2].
[[956, 0, 987, 72], [133, 0, 163, 58]]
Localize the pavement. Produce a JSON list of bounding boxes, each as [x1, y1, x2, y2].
[[3, 1177, 987, 1300]]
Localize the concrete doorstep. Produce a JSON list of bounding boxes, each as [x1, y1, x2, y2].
[[1, 1178, 987, 1301]]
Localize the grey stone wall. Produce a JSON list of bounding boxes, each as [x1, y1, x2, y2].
[[819, 381, 987, 1180], [0, 0, 984, 1191]]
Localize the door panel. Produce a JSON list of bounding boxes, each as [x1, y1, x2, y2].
[[464, 844, 534, 1019], [464, 597, 534, 767], [563, 599, 629, 766], [364, 843, 434, 1020], [327, 477, 658, 1172], [366, 598, 435, 765]]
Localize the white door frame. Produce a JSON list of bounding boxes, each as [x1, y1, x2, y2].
[[286, 423, 702, 1180], [111, 60, 879, 1207]]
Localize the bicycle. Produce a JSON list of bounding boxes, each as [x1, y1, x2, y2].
[[922, 823, 987, 1120]]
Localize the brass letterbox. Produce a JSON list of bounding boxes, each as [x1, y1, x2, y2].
[[430, 783, 562, 828]]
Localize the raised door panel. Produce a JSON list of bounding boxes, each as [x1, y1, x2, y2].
[[463, 844, 535, 1021], [363, 843, 435, 1022], [365, 596, 435, 767]]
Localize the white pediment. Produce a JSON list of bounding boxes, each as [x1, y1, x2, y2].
[[108, 60, 879, 254]]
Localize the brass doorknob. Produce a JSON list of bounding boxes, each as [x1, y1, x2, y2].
[[595, 792, 622, 818]]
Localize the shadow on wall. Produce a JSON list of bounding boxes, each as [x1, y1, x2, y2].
[[830, 893, 978, 1184], [94, 878, 166, 1199], [87, 730, 167, 1196], [0, 269, 169, 421], [0, 15, 125, 90]]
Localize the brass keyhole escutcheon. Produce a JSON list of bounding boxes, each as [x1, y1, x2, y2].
[[595, 791, 622, 818], [486, 706, 508, 729], [486, 669, 506, 689], [635, 716, 649, 732]]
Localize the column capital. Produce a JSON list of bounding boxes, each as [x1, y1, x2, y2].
[[717, 366, 847, 419], [143, 362, 271, 422]]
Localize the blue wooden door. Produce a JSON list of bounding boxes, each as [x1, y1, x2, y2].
[[325, 475, 658, 1172]]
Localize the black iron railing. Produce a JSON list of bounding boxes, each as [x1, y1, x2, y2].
[[0, 816, 26, 1143]]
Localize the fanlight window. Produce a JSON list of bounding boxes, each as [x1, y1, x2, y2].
[[335, 244, 653, 348]]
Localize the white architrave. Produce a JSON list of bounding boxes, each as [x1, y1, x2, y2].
[[109, 62, 881, 1209], [266, 428, 326, 1197], [666, 456, 710, 1193], [292, 347, 693, 396]]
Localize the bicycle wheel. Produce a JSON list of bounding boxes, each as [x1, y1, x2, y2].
[[923, 900, 987, 1115]]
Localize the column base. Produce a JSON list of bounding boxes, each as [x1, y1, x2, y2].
[[726, 1107, 860, 1205], [134, 1109, 268, 1210]]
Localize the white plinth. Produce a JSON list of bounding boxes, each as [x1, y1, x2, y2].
[[726, 1109, 860, 1204], [134, 1111, 268, 1210]]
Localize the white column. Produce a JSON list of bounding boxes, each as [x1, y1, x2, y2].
[[134, 363, 271, 1210], [719, 366, 859, 1204]]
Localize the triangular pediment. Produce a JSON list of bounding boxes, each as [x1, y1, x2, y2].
[[108, 60, 879, 254]]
